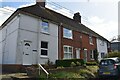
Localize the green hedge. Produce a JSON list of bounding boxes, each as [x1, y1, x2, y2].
[[56, 59, 84, 67], [86, 62, 98, 66]]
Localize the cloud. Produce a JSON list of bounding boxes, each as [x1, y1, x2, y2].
[[46, 4, 73, 19], [3, 6, 16, 11], [0, 3, 35, 26], [18, 3, 35, 8], [82, 16, 118, 41], [46, 4, 118, 41], [0, 6, 15, 26], [88, 16, 104, 24]]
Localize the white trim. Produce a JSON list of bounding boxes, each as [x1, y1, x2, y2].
[[63, 28, 73, 39], [63, 45, 73, 59], [90, 50, 94, 60], [41, 21, 49, 34], [40, 41, 48, 57]]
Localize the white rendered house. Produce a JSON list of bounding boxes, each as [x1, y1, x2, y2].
[[1, 9, 58, 65], [97, 38, 108, 61]]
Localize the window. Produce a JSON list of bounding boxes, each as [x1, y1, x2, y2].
[[63, 45, 73, 59], [89, 35, 93, 45], [101, 53, 105, 58], [41, 41, 48, 57], [100, 60, 115, 66], [100, 40, 104, 46], [63, 28, 73, 39], [41, 21, 49, 33], [90, 50, 94, 59]]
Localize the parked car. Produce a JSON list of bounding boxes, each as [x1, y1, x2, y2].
[[98, 57, 120, 77]]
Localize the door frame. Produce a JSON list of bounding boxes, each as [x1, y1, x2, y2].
[[83, 49, 87, 62], [22, 40, 32, 65], [76, 48, 81, 59]]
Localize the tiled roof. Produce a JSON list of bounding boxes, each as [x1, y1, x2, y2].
[[1, 4, 109, 42]]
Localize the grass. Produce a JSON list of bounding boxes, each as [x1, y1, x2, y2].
[[40, 66, 98, 80], [49, 71, 83, 78], [39, 66, 98, 79]]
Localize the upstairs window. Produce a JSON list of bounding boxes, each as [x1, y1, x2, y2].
[[89, 35, 93, 45], [63, 28, 73, 39], [100, 40, 104, 46], [41, 21, 49, 33], [41, 41, 48, 57]]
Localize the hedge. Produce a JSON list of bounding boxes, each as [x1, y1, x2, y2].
[[55, 59, 84, 67], [86, 62, 98, 66]]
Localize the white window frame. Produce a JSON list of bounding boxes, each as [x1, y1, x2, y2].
[[41, 20, 49, 34], [63, 45, 73, 59], [40, 41, 48, 57], [100, 40, 104, 46], [101, 52, 105, 58], [63, 28, 73, 39], [90, 50, 94, 60], [89, 35, 93, 45]]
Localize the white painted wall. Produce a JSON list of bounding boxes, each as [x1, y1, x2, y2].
[[97, 38, 108, 61], [1, 13, 58, 64], [2, 16, 19, 64], [0, 30, 2, 64], [17, 14, 58, 64], [39, 21, 58, 64]]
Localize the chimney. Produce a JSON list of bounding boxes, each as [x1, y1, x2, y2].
[[36, 0, 46, 7], [73, 12, 81, 23]]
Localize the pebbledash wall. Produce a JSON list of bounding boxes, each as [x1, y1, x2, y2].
[[2, 13, 58, 65]]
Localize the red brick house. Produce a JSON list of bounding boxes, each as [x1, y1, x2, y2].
[[58, 13, 97, 62]]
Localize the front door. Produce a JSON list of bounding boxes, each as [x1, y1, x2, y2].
[[83, 49, 87, 62], [23, 41, 32, 65], [76, 48, 80, 59]]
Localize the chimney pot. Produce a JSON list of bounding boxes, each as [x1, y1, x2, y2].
[[73, 12, 81, 23], [36, 0, 46, 7]]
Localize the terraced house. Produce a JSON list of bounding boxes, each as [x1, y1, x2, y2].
[[0, 0, 110, 65]]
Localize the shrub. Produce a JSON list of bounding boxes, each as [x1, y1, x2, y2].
[[105, 52, 120, 58], [56, 59, 84, 67], [57, 66, 64, 69], [86, 62, 97, 66], [70, 62, 76, 67], [76, 61, 81, 66]]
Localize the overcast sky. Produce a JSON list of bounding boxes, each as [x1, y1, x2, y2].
[[0, 0, 119, 41]]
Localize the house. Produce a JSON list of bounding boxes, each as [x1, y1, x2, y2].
[[0, 29, 2, 64], [0, 0, 110, 65], [111, 41, 120, 52], [97, 37, 109, 61]]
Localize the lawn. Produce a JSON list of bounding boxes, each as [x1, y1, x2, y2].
[[39, 66, 98, 79]]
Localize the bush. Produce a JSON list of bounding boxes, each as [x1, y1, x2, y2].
[[86, 62, 98, 66], [76, 61, 81, 66], [105, 52, 120, 58], [56, 59, 84, 67], [70, 62, 76, 67]]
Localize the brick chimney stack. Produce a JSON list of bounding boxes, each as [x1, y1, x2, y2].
[[73, 12, 81, 23], [36, 0, 46, 7]]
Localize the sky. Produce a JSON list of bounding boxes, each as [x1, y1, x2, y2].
[[0, 0, 119, 41]]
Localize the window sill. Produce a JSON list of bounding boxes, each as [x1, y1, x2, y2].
[[90, 43, 94, 45], [90, 58, 94, 60], [63, 37, 73, 40], [40, 55, 48, 59], [40, 31, 50, 35]]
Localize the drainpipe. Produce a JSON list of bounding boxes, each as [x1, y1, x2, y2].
[[37, 19, 40, 64]]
